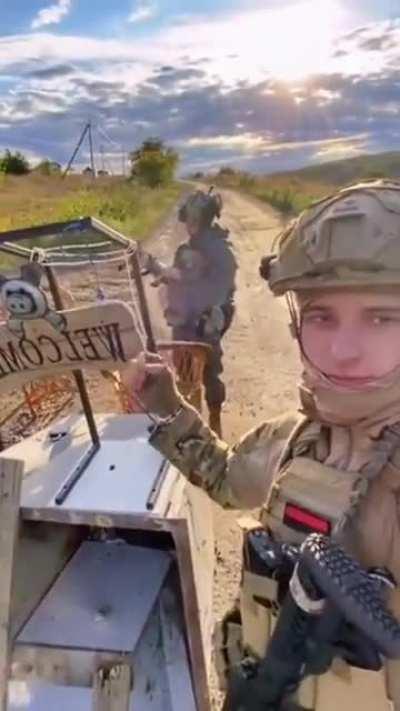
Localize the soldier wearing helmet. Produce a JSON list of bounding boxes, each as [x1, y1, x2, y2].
[[131, 179, 400, 709], [143, 187, 236, 436]]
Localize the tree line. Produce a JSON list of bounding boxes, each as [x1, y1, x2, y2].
[[0, 138, 179, 187]]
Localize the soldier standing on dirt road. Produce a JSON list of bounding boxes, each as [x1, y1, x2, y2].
[[141, 188, 237, 436], [131, 179, 400, 710]]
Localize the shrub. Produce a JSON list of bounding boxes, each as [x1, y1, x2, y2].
[[129, 138, 179, 187], [0, 150, 30, 175]]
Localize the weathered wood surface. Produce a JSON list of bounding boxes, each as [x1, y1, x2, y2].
[[160, 587, 197, 710], [0, 458, 23, 711], [0, 301, 143, 393], [92, 665, 131, 711]]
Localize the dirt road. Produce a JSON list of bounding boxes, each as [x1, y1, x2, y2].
[[144, 188, 300, 708]]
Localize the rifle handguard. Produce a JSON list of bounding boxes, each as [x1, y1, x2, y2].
[[301, 534, 400, 659]]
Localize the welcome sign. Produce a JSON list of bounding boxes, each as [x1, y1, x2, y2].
[[0, 301, 143, 393]]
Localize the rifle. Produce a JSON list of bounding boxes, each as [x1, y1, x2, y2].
[[226, 532, 400, 711]]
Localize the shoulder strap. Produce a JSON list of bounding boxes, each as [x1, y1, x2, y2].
[[272, 412, 317, 480]]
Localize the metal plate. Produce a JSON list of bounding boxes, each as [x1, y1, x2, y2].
[[17, 541, 171, 652], [12, 414, 166, 513], [8, 594, 194, 711]]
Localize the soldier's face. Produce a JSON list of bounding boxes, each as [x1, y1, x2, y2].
[[298, 289, 400, 386], [186, 216, 202, 237]]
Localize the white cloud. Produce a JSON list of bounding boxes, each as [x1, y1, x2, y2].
[[313, 134, 369, 161], [1, 9, 395, 92], [185, 133, 369, 157], [186, 133, 267, 153], [1, 7, 399, 174], [31, 0, 72, 30], [128, 2, 157, 24]]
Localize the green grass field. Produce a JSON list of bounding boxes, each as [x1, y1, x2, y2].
[[0, 173, 185, 270], [0, 173, 184, 238]]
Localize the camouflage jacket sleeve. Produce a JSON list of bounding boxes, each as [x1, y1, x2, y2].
[[149, 403, 300, 509]]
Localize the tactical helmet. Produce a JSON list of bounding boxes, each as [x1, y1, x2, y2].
[[178, 187, 223, 226], [260, 179, 400, 295]]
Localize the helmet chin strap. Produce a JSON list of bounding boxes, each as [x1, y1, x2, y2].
[[285, 292, 316, 371], [286, 292, 300, 340]]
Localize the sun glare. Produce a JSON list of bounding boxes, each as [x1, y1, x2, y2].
[[254, 0, 349, 81], [192, 0, 352, 86]]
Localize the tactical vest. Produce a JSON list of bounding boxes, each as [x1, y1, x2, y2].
[[238, 414, 400, 710], [260, 415, 361, 546]]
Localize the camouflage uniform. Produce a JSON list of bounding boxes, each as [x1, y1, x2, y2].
[[155, 223, 237, 410], [150, 403, 293, 509], [147, 180, 400, 710]]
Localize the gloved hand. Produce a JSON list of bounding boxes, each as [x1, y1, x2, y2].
[[138, 249, 164, 278], [120, 352, 184, 418], [150, 266, 181, 287], [198, 305, 225, 337]]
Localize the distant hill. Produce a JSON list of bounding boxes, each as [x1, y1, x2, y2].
[[271, 151, 400, 186], [207, 150, 400, 215]]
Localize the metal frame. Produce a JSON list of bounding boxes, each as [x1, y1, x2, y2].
[[18, 491, 212, 711], [0, 218, 214, 710], [0, 217, 156, 501], [2, 409, 214, 711]]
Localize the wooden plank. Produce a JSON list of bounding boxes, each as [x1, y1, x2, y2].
[[12, 645, 129, 688], [21, 505, 176, 531], [173, 518, 212, 711], [92, 665, 132, 711], [181, 485, 215, 675], [89, 218, 133, 248], [0, 301, 143, 394], [10, 522, 83, 638], [0, 458, 23, 711], [160, 587, 197, 710]]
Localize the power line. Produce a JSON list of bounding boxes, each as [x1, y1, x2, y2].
[[62, 121, 96, 179], [96, 124, 120, 148], [95, 122, 128, 176]]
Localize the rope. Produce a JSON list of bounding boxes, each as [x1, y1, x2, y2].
[[34, 243, 136, 268]]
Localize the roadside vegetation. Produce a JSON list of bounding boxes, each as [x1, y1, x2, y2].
[[0, 139, 184, 239], [202, 168, 330, 215], [198, 151, 400, 215], [0, 174, 183, 237], [198, 167, 331, 215]]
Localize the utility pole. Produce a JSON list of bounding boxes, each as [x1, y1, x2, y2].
[[100, 144, 105, 173], [88, 121, 96, 179], [62, 123, 89, 178]]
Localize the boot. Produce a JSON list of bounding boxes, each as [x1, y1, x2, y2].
[[209, 405, 222, 437]]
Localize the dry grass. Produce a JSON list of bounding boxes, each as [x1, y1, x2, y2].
[[0, 173, 184, 237], [206, 170, 333, 215]]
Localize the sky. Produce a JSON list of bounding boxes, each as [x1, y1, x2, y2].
[[2, 0, 400, 175]]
